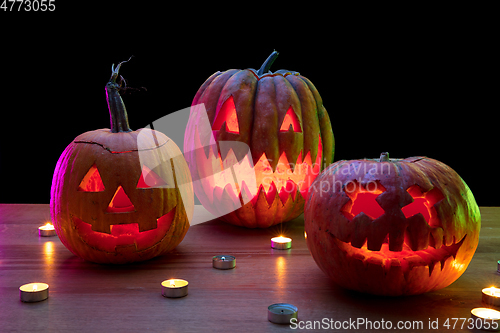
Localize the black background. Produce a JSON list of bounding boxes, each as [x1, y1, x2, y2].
[[0, 5, 496, 206]]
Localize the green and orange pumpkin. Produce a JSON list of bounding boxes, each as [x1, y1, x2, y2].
[[304, 153, 480, 295], [184, 51, 334, 228]]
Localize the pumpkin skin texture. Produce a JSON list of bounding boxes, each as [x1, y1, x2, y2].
[[50, 60, 193, 264], [304, 153, 480, 296], [184, 51, 334, 228]]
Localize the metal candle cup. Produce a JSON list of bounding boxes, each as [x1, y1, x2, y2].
[[268, 303, 298, 324], [19, 283, 49, 302], [271, 236, 292, 250], [483, 287, 500, 307], [213, 255, 236, 270], [161, 279, 188, 298], [471, 308, 500, 331], [38, 223, 56, 237]]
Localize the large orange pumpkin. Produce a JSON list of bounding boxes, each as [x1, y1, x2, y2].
[[304, 153, 480, 296], [184, 51, 334, 228], [50, 60, 193, 264]]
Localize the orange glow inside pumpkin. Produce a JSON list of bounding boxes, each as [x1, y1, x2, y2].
[[73, 207, 176, 252], [342, 181, 386, 220], [341, 182, 444, 226], [402, 185, 444, 226], [279, 106, 302, 132], [78, 164, 105, 192], [212, 96, 240, 133]]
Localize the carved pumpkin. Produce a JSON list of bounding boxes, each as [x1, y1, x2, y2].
[[304, 153, 480, 296], [50, 60, 193, 264], [184, 51, 334, 228]]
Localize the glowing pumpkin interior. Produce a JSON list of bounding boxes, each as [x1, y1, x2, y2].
[[338, 180, 458, 273], [197, 96, 321, 208], [212, 96, 240, 134], [75, 164, 176, 251]]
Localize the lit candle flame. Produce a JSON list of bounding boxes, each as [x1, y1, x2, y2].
[[169, 280, 175, 287], [40, 223, 55, 230], [272, 236, 291, 243], [221, 256, 226, 261], [491, 287, 499, 297], [32, 284, 38, 292]]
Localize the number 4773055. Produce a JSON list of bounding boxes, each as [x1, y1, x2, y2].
[[1, 0, 56, 11]]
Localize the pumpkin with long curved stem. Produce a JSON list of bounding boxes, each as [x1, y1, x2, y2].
[[184, 51, 335, 228], [304, 152, 480, 296], [50, 59, 193, 264]]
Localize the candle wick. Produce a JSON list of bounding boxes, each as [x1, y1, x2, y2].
[[221, 257, 225, 261], [281, 310, 284, 313]]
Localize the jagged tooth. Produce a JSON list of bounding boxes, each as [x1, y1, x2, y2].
[[275, 151, 291, 175], [279, 189, 293, 207], [239, 180, 256, 206], [302, 150, 313, 168], [351, 215, 371, 248], [193, 125, 214, 160], [428, 262, 436, 277], [388, 231, 405, 252], [287, 179, 299, 202], [221, 147, 238, 169], [284, 149, 300, 174], [429, 232, 436, 248], [251, 185, 265, 207], [431, 227, 444, 249], [265, 182, 278, 207], [295, 150, 303, 165]]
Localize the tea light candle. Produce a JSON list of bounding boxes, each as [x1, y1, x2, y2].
[[268, 303, 298, 324], [471, 308, 500, 331], [19, 283, 49, 302], [271, 236, 292, 250], [483, 287, 500, 307], [39, 223, 56, 237], [161, 279, 188, 298], [213, 255, 236, 270]]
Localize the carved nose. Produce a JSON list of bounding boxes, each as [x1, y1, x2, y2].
[[106, 186, 135, 213]]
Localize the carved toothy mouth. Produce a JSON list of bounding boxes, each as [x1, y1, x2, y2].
[[193, 125, 323, 206], [332, 233, 466, 276], [72, 206, 176, 253]]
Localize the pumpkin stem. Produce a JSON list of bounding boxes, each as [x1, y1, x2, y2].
[[106, 56, 133, 133], [380, 152, 390, 162], [257, 50, 279, 76]]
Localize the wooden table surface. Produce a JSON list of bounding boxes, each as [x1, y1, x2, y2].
[[0, 204, 499, 332]]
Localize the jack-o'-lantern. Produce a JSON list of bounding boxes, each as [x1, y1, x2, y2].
[[184, 51, 334, 228], [304, 153, 480, 296], [50, 59, 193, 264]]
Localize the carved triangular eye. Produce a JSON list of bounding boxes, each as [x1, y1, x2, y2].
[[212, 96, 240, 133], [280, 106, 302, 132], [78, 164, 105, 192], [137, 165, 168, 188]]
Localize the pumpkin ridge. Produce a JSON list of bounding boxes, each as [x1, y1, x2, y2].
[[284, 75, 320, 166]]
